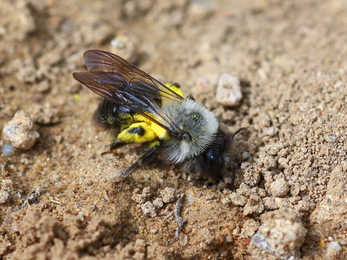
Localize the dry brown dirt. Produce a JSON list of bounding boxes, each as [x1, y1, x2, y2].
[[1, 0, 347, 259]]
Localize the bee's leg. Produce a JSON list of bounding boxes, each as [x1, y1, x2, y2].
[[100, 141, 126, 156], [109, 141, 127, 151], [225, 156, 236, 187], [106, 121, 155, 153], [112, 147, 157, 180], [227, 127, 247, 187]]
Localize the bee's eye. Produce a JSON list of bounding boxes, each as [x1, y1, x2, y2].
[[208, 153, 217, 162], [181, 133, 190, 141], [204, 147, 220, 168], [193, 114, 199, 120]]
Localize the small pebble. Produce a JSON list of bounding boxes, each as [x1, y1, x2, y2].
[[153, 197, 164, 208], [229, 192, 247, 206], [2, 111, 40, 150], [326, 241, 342, 258], [250, 208, 306, 259], [216, 73, 242, 106], [160, 187, 176, 203], [150, 229, 158, 234], [179, 234, 188, 246], [0, 179, 14, 204], [326, 135, 337, 143], [2, 143, 15, 156], [141, 201, 157, 217], [242, 151, 251, 160], [270, 178, 290, 197], [0, 190, 10, 204], [243, 195, 264, 216]]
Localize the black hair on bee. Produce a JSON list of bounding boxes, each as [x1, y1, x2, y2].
[[73, 50, 244, 184]]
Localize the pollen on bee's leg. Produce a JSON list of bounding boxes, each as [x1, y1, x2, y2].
[[128, 126, 145, 136], [118, 122, 156, 143]]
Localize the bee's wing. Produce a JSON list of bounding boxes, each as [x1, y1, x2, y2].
[[73, 50, 184, 134]]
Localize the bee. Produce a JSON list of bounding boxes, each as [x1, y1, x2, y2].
[[73, 50, 244, 184]]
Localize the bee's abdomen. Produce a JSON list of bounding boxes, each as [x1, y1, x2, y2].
[[93, 99, 134, 130]]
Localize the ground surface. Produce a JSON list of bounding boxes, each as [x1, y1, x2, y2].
[[0, 0, 347, 259]]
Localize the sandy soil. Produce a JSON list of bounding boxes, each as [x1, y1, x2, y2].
[[1, 0, 347, 259]]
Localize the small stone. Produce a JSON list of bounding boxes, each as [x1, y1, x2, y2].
[[2, 0, 37, 41], [160, 187, 176, 203], [141, 201, 157, 217], [0, 190, 10, 204], [240, 219, 259, 238], [142, 186, 152, 198], [242, 162, 261, 187], [131, 187, 152, 204], [326, 241, 342, 258], [2, 111, 40, 150], [216, 73, 242, 106], [263, 127, 279, 137], [153, 197, 164, 208], [326, 135, 337, 143], [229, 192, 247, 206], [294, 200, 310, 213], [221, 197, 230, 205], [270, 178, 289, 197], [242, 151, 251, 160], [179, 234, 188, 246], [150, 229, 158, 234], [262, 155, 277, 170], [2, 143, 15, 156], [277, 157, 288, 169], [0, 179, 14, 204], [334, 81, 343, 88], [199, 227, 214, 245], [250, 208, 306, 259], [243, 195, 264, 216], [262, 197, 279, 210]]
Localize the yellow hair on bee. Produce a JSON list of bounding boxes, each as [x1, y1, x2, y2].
[[131, 114, 170, 141], [120, 83, 185, 144], [118, 122, 156, 143], [164, 83, 184, 97], [151, 121, 170, 140]]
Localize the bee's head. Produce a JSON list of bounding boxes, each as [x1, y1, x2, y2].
[[162, 99, 219, 163]]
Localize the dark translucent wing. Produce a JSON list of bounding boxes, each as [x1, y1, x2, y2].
[[83, 50, 183, 101], [73, 50, 184, 134]]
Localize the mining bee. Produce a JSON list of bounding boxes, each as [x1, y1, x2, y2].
[[73, 50, 244, 184]]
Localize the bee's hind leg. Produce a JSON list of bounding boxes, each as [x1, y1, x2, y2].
[[100, 141, 127, 156], [109, 141, 127, 151], [112, 147, 157, 180]]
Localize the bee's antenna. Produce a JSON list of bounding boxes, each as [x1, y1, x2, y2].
[[230, 127, 247, 146]]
